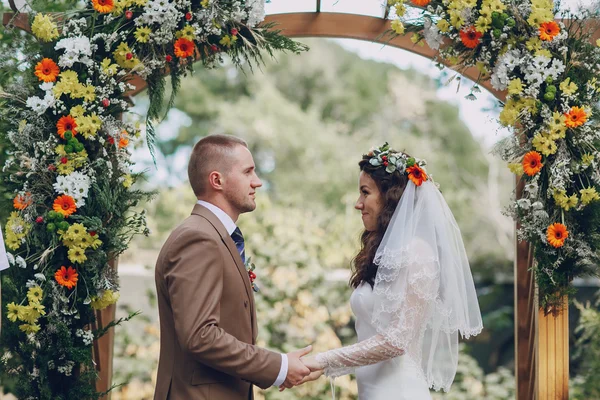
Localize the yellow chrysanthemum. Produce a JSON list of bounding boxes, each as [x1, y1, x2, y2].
[[30, 302, 46, 316], [475, 16, 492, 33], [70, 105, 86, 118], [582, 153, 595, 166], [57, 160, 76, 175], [31, 14, 59, 42], [91, 290, 120, 310], [100, 58, 119, 76], [134, 26, 152, 43], [559, 78, 578, 96], [526, 37, 542, 52], [5, 212, 30, 250], [535, 49, 552, 58], [27, 286, 43, 304], [437, 19, 450, 32], [19, 323, 41, 334], [176, 25, 196, 41], [81, 85, 96, 102], [68, 246, 87, 264], [123, 174, 133, 188], [507, 162, 524, 175], [219, 35, 237, 47], [20, 305, 40, 324], [395, 3, 406, 16], [113, 42, 140, 69], [76, 114, 102, 139], [487, 0, 506, 12], [528, 8, 554, 27], [508, 78, 524, 96], [580, 187, 600, 205], [532, 133, 557, 156], [6, 302, 24, 323]]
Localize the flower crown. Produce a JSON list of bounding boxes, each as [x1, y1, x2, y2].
[[365, 143, 429, 186]]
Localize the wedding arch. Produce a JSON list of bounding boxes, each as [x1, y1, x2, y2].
[[2, 1, 600, 399]]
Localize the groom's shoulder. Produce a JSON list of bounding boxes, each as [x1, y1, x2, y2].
[[172, 213, 220, 239], [158, 215, 221, 258]]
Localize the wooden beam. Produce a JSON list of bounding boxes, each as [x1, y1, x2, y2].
[[515, 176, 536, 400], [93, 257, 118, 399], [537, 297, 569, 400]]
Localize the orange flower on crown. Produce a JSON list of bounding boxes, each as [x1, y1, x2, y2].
[[92, 0, 114, 13], [174, 38, 195, 58], [53, 195, 77, 217], [547, 223, 568, 248], [406, 165, 428, 186], [460, 26, 483, 49], [57, 115, 78, 139], [13, 192, 33, 210], [539, 21, 560, 41], [34, 58, 60, 82], [564, 106, 587, 128], [522, 151, 543, 176], [55, 266, 79, 289], [411, 0, 431, 6], [119, 131, 129, 148]]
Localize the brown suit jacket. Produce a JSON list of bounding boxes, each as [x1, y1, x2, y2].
[[154, 204, 281, 400]]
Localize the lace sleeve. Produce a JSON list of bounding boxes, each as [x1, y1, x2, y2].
[[314, 333, 404, 378], [314, 265, 437, 378]]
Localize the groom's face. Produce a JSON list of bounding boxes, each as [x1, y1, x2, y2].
[[222, 145, 263, 214]]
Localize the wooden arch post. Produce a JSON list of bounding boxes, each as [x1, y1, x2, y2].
[[4, 9, 598, 400]]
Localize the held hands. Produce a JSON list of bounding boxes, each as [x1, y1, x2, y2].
[[280, 346, 313, 389], [279, 351, 325, 392]]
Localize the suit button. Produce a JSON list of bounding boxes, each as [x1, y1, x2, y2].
[[244, 300, 248, 308]]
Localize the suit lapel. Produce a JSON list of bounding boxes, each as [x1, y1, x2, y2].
[[192, 204, 256, 337]]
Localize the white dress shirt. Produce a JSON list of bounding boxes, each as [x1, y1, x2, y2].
[[196, 200, 288, 387]]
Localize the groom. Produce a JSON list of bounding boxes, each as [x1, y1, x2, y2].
[[154, 134, 312, 399]]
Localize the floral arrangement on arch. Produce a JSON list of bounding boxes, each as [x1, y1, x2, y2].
[[0, 0, 305, 398], [389, 0, 600, 309]]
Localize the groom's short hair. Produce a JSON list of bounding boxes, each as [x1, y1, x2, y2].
[[188, 134, 248, 196]]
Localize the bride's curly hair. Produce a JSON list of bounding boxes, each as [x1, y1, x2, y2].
[[350, 151, 409, 289]]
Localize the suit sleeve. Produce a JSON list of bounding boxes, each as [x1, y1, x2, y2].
[[164, 227, 281, 389]]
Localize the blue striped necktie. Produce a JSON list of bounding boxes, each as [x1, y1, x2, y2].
[[230, 227, 246, 264]]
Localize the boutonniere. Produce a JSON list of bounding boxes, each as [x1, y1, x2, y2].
[[244, 257, 259, 293]]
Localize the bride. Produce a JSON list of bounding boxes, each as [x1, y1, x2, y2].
[[289, 143, 483, 399]]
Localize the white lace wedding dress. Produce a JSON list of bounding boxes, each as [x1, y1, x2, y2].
[[316, 280, 432, 400], [315, 181, 483, 399]]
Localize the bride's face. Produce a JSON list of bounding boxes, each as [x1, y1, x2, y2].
[[355, 171, 383, 232]]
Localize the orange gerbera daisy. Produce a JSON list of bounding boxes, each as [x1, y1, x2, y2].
[[564, 106, 587, 128], [92, 0, 114, 13], [406, 165, 428, 186], [522, 151, 543, 176], [53, 195, 77, 217], [13, 192, 33, 210], [55, 266, 79, 289], [411, 0, 431, 6], [34, 58, 60, 82], [119, 131, 129, 148], [56, 115, 78, 139], [460, 26, 483, 49], [539, 21, 560, 41], [546, 223, 568, 248], [174, 38, 195, 58]]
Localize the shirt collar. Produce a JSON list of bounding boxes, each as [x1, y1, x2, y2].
[[196, 200, 237, 235]]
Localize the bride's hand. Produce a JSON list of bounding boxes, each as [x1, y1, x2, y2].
[[279, 370, 324, 391], [301, 355, 324, 372]]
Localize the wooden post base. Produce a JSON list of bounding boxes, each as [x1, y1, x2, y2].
[[537, 298, 569, 400]]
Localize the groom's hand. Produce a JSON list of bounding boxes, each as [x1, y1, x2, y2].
[[281, 345, 312, 389]]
